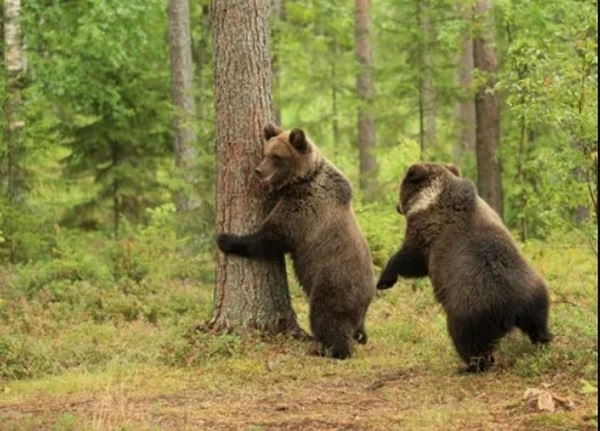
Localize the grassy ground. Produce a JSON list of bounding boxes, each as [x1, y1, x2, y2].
[[0, 239, 597, 430]]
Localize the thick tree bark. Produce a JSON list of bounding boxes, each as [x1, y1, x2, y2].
[[211, 0, 299, 334], [454, 5, 476, 163], [168, 0, 199, 212], [3, 0, 26, 204], [473, 0, 503, 217], [355, 0, 377, 198]]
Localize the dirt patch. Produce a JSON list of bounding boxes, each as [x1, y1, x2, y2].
[[0, 368, 596, 430]]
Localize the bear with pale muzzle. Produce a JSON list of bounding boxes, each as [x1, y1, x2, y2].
[[377, 162, 553, 372]]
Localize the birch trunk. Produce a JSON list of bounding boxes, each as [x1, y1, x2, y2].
[[3, 0, 26, 203]]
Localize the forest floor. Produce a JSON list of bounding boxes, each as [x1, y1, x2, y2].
[[0, 354, 597, 430], [0, 353, 597, 431], [0, 241, 597, 430]]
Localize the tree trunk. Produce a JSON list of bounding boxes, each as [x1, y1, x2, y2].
[[516, 115, 528, 242], [192, 2, 210, 131], [415, 0, 425, 158], [271, 0, 284, 125], [331, 37, 340, 156], [3, 0, 26, 204], [168, 0, 199, 213], [420, 3, 436, 155], [355, 0, 377, 199], [211, 0, 299, 334], [454, 5, 476, 164], [473, 0, 503, 217]]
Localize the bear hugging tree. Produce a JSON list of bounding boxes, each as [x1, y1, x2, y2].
[[377, 162, 553, 372], [217, 124, 375, 359]]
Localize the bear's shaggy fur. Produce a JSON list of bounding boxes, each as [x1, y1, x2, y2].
[[217, 124, 375, 359], [377, 162, 553, 372]]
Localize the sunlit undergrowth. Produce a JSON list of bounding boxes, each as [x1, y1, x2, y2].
[[0, 213, 596, 430], [0, 217, 596, 386]]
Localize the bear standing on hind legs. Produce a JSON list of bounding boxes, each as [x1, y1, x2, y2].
[[217, 124, 375, 359], [377, 162, 553, 372]]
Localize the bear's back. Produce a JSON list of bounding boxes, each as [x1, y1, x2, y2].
[[429, 196, 541, 314]]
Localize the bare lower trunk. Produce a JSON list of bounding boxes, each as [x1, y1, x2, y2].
[[211, 0, 299, 333], [3, 0, 26, 203], [355, 0, 377, 198], [473, 0, 503, 217], [168, 0, 199, 212]]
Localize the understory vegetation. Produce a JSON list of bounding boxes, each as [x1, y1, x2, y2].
[[0, 0, 597, 428], [0, 219, 597, 428]]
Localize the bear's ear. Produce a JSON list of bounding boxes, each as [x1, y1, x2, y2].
[[263, 123, 283, 140], [404, 164, 428, 184], [444, 164, 461, 177], [289, 128, 309, 153]]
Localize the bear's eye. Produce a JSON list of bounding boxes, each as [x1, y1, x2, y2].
[[270, 154, 283, 162]]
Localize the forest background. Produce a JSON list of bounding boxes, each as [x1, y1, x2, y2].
[[0, 0, 597, 429]]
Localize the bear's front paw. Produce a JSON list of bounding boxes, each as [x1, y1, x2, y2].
[[376, 273, 398, 290], [216, 233, 239, 253]]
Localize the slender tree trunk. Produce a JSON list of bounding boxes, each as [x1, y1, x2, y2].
[[473, 0, 503, 217], [111, 146, 121, 238], [573, 66, 597, 223], [193, 2, 210, 130], [168, 0, 199, 213], [211, 0, 299, 334], [420, 3, 436, 154], [355, 0, 377, 198], [415, 0, 436, 158], [271, 0, 284, 125], [3, 0, 26, 203], [454, 5, 476, 164], [516, 115, 528, 241], [331, 37, 340, 156], [415, 0, 425, 159]]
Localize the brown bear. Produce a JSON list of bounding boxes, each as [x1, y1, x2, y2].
[[377, 162, 553, 372], [217, 124, 375, 359]]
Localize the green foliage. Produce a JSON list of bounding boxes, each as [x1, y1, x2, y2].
[[0, 206, 212, 379], [0, 0, 594, 263], [22, 0, 173, 233], [0, 0, 595, 414], [496, 0, 598, 238], [0, 3, 595, 430]]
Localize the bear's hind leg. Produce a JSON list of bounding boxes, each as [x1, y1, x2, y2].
[[515, 291, 553, 344], [448, 314, 508, 373], [309, 306, 354, 359]]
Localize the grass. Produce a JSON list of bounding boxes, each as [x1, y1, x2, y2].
[[0, 236, 597, 430]]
